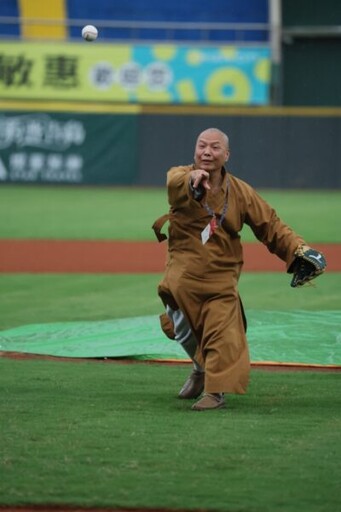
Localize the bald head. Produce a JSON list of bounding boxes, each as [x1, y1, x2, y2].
[[194, 127, 230, 173], [196, 128, 229, 150]]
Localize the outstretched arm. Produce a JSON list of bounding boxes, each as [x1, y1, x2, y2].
[[244, 187, 326, 282], [244, 188, 305, 269]]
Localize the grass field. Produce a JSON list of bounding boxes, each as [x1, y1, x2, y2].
[[0, 184, 340, 511], [1, 185, 340, 242], [1, 358, 340, 512]]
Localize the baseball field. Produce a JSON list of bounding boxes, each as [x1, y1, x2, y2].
[[0, 184, 340, 512]]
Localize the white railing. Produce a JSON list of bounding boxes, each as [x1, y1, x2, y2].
[[0, 16, 270, 43]]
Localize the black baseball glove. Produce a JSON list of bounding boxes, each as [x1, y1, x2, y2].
[[290, 245, 327, 287]]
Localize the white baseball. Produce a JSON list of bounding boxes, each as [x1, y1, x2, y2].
[[82, 25, 98, 41]]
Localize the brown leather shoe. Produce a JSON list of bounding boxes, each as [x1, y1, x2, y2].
[[191, 393, 226, 411], [178, 370, 205, 399]]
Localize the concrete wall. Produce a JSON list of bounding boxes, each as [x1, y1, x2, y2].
[[137, 110, 341, 189]]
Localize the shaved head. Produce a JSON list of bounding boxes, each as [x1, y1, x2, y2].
[[194, 127, 230, 173], [197, 128, 229, 150]]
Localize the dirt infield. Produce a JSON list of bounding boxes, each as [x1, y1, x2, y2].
[[1, 350, 339, 371], [0, 240, 340, 273]]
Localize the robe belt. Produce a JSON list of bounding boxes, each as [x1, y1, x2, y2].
[[152, 213, 170, 242]]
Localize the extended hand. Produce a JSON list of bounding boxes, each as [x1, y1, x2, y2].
[[190, 169, 211, 190]]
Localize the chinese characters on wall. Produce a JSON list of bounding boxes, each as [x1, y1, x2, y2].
[[0, 114, 85, 183], [0, 42, 270, 104]]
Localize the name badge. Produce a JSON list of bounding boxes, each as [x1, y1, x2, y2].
[[201, 217, 217, 245]]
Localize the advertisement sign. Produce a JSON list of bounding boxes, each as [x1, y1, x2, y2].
[[0, 112, 137, 185], [0, 41, 270, 105]]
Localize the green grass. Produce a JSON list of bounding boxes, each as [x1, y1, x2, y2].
[[1, 358, 340, 512], [0, 185, 168, 240], [0, 273, 340, 331], [0, 274, 162, 330], [238, 272, 341, 312], [0, 185, 340, 242]]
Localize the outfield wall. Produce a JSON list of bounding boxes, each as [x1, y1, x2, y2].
[[0, 102, 340, 189], [137, 107, 341, 188]]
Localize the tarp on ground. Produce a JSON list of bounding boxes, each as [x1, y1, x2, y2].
[[0, 310, 340, 367]]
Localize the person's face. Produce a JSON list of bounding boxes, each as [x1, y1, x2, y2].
[[194, 131, 229, 172]]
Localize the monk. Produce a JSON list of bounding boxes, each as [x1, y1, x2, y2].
[[153, 128, 315, 411]]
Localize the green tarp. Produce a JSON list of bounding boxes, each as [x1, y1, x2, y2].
[[0, 310, 340, 366]]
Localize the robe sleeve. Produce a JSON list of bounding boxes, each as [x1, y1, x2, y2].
[[167, 166, 195, 208], [243, 185, 306, 270]]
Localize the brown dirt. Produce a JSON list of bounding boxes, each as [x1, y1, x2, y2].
[[0, 350, 339, 371], [0, 240, 340, 273]]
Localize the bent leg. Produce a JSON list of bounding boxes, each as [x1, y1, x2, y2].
[[166, 306, 204, 372], [166, 306, 204, 399]]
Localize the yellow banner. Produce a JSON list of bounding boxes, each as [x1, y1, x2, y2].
[[18, 0, 67, 40], [0, 41, 270, 104]]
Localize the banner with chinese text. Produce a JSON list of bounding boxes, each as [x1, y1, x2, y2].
[[0, 41, 270, 105], [0, 111, 137, 185]]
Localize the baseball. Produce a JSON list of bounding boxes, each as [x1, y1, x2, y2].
[[82, 25, 98, 41]]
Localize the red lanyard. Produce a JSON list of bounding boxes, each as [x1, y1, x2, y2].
[[202, 173, 230, 228]]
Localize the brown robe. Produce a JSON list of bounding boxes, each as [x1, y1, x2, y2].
[[156, 165, 305, 394]]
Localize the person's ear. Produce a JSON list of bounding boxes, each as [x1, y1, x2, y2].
[[225, 150, 230, 162]]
